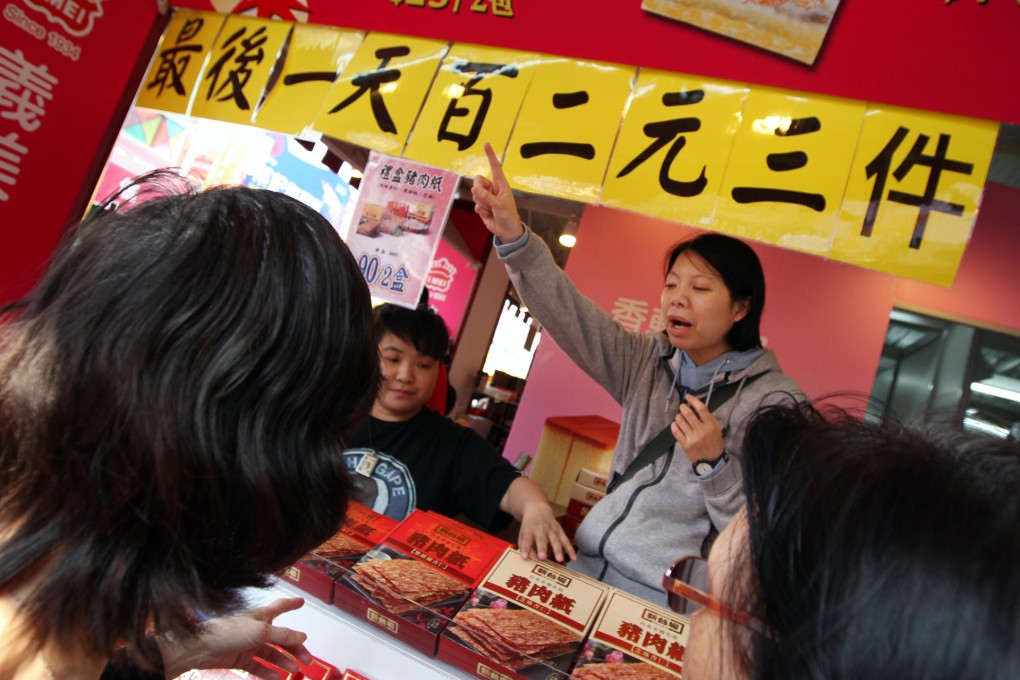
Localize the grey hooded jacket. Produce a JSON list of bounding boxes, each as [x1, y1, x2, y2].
[[497, 227, 804, 604]]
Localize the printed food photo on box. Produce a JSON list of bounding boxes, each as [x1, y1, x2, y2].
[[333, 509, 510, 657], [439, 548, 610, 680], [278, 502, 397, 604], [571, 588, 690, 679]]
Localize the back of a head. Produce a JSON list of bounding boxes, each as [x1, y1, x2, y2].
[[0, 176, 379, 665], [734, 402, 1020, 680], [373, 301, 450, 361]]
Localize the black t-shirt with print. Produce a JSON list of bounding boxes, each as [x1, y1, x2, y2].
[[344, 406, 520, 533]]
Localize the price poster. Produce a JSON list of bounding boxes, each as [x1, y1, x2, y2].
[[344, 152, 459, 308]]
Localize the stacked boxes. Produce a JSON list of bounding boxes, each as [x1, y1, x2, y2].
[[438, 548, 610, 680], [561, 468, 609, 541], [531, 416, 619, 508], [571, 588, 690, 679], [334, 509, 510, 657], [279, 502, 397, 604]]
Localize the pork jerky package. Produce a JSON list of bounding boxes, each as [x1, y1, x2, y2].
[[439, 548, 610, 680], [334, 509, 510, 656], [279, 502, 398, 604], [570, 588, 690, 679]]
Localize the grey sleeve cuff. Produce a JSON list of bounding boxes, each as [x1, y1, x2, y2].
[[699, 455, 740, 496], [494, 225, 530, 257]]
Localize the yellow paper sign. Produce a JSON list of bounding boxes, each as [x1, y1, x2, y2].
[[135, 10, 226, 114], [254, 24, 365, 136], [404, 43, 540, 178], [190, 16, 292, 125], [312, 32, 450, 155], [601, 69, 749, 228], [714, 87, 866, 255], [503, 57, 637, 203], [830, 105, 998, 287]]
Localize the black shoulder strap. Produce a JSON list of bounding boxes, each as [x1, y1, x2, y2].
[[605, 370, 769, 494]]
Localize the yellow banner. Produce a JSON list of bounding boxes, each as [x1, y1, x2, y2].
[[830, 105, 998, 286], [254, 24, 365, 136], [502, 57, 637, 203], [136, 10, 226, 114], [143, 10, 1000, 286], [404, 43, 540, 178], [312, 32, 450, 156], [189, 15, 291, 125], [601, 70, 749, 228]]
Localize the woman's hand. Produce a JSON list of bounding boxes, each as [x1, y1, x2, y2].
[[517, 498, 577, 564], [670, 395, 725, 466], [158, 597, 313, 679], [472, 143, 525, 243]]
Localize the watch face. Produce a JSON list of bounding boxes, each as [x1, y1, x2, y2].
[[694, 461, 715, 476]]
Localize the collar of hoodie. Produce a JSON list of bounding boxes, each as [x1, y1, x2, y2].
[[665, 347, 765, 413]]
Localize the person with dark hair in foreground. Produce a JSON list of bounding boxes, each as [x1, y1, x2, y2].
[[0, 175, 379, 678], [472, 143, 804, 602], [668, 399, 1020, 680], [344, 302, 575, 563]]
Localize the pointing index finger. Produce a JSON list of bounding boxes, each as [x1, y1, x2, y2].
[[483, 142, 508, 186]]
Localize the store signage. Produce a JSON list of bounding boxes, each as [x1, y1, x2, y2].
[[137, 11, 998, 286], [343, 151, 459, 308]]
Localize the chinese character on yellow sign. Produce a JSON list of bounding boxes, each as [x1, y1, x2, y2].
[[503, 57, 637, 203], [136, 10, 226, 114], [404, 43, 539, 178], [254, 24, 365, 136], [714, 87, 866, 255], [190, 15, 291, 125], [830, 105, 998, 287], [312, 33, 449, 156], [601, 69, 749, 228]]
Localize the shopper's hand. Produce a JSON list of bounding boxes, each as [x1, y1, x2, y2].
[[518, 500, 577, 564], [671, 395, 725, 466], [472, 143, 525, 244], [158, 597, 313, 679]]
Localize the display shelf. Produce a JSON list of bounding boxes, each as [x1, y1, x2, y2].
[[244, 578, 474, 680]]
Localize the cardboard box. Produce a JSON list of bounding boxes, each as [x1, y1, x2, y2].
[[438, 548, 610, 680], [575, 468, 609, 493], [334, 510, 510, 657], [571, 589, 690, 679], [565, 480, 606, 521], [340, 671, 371, 680], [531, 416, 619, 507], [298, 656, 340, 680], [278, 503, 397, 604]]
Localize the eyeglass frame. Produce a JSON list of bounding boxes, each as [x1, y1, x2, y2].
[[662, 555, 773, 638]]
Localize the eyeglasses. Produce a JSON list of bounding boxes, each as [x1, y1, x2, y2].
[[662, 555, 772, 637]]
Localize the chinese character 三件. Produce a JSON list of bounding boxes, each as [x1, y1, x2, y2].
[[616, 89, 708, 198], [0, 48, 57, 133], [862, 126, 972, 250], [146, 17, 205, 98], [328, 46, 411, 134], [730, 116, 826, 212], [520, 91, 596, 160], [204, 24, 269, 110], [438, 61, 518, 151]]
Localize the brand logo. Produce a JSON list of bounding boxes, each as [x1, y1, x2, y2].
[[343, 448, 415, 520], [426, 257, 457, 292], [22, 0, 104, 37]]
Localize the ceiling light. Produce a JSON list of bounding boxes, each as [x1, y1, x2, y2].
[[558, 211, 579, 248]]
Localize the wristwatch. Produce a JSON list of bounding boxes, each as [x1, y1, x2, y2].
[[692, 450, 729, 477]]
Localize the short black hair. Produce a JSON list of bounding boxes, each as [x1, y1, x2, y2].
[[729, 400, 1020, 679], [664, 233, 765, 351], [0, 174, 379, 667], [374, 302, 451, 361]]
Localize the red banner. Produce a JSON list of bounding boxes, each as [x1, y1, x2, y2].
[[0, 2, 163, 304]]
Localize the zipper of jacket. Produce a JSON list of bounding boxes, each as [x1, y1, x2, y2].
[[594, 444, 675, 579]]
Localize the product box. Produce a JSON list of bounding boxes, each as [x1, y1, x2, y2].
[[334, 509, 511, 657], [575, 468, 609, 493], [531, 416, 619, 508], [565, 480, 606, 521], [571, 589, 690, 679], [340, 670, 371, 680], [279, 502, 397, 604], [438, 548, 610, 680]]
